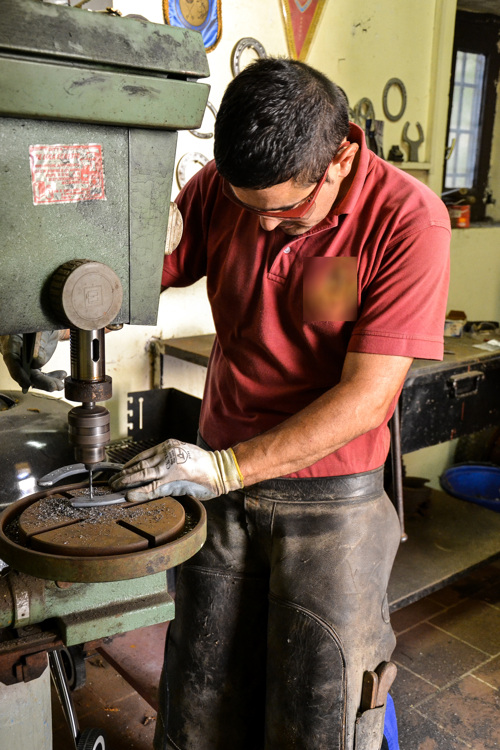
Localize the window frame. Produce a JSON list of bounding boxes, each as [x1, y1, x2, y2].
[[443, 11, 500, 222]]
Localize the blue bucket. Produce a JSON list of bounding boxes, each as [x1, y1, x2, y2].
[[440, 463, 500, 513]]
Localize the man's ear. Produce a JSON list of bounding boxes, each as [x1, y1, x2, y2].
[[335, 142, 359, 178]]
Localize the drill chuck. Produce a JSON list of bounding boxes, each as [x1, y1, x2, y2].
[[68, 404, 110, 467]]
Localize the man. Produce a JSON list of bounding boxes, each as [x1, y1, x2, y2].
[[3, 59, 450, 750], [113, 58, 450, 750]]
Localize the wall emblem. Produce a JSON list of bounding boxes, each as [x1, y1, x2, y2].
[[280, 0, 327, 60], [163, 0, 222, 52]]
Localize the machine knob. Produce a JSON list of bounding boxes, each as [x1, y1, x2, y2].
[[50, 260, 123, 331]]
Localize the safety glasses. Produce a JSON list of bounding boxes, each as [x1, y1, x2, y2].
[[222, 159, 333, 220]]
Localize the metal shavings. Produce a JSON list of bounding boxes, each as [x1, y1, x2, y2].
[[4, 487, 197, 546]]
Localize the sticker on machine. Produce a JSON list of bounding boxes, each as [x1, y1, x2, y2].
[[29, 143, 106, 205]]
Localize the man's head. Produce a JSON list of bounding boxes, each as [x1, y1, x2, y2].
[[214, 58, 358, 235]]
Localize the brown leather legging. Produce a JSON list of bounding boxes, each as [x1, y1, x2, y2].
[[154, 465, 400, 750]]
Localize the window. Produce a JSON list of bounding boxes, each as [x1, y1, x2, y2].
[[443, 11, 500, 221]]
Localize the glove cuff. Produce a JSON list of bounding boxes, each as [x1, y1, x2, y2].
[[228, 447, 245, 489], [214, 448, 245, 494]]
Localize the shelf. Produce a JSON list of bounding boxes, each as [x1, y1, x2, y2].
[[389, 161, 431, 171], [388, 490, 500, 611]]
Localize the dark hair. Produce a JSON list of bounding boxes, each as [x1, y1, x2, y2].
[[214, 58, 350, 189]]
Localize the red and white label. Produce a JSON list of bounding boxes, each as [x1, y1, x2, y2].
[[29, 143, 106, 205]]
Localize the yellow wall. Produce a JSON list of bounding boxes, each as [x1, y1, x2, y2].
[[1, 0, 498, 486]]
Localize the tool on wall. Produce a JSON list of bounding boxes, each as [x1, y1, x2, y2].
[[353, 97, 376, 129], [382, 78, 407, 122], [366, 119, 384, 159], [231, 37, 267, 77], [176, 152, 210, 189], [189, 100, 218, 139], [353, 99, 385, 159], [402, 121, 425, 162]]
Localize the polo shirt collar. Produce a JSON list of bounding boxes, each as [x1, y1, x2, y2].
[[291, 122, 371, 239], [332, 122, 371, 217]]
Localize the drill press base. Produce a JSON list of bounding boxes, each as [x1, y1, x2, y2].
[[0, 484, 206, 582]]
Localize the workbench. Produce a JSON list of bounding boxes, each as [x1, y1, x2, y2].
[[143, 333, 500, 611]]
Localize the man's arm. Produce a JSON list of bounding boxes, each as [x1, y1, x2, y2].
[[111, 351, 413, 501], [233, 351, 413, 485]]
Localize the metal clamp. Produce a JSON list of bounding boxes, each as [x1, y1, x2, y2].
[[448, 370, 485, 398], [382, 78, 407, 122]]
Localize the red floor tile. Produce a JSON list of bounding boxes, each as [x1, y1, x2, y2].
[[390, 597, 445, 635], [418, 674, 500, 749], [390, 663, 439, 712], [397, 709, 469, 750], [394, 622, 487, 687], [472, 655, 500, 691], [430, 599, 500, 656]]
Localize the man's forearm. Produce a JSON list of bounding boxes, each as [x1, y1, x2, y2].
[[233, 383, 381, 485], [233, 352, 412, 486]]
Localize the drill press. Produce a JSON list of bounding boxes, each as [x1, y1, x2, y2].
[[0, 2, 210, 747]]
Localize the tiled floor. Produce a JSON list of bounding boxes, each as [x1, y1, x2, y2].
[[391, 558, 500, 749], [53, 559, 500, 750]]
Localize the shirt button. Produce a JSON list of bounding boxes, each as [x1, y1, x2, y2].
[[283, 247, 291, 254]]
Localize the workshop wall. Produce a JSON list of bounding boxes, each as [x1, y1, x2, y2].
[[1, 0, 498, 486]]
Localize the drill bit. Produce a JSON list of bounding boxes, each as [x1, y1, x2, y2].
[[88, 468, 94, 499]]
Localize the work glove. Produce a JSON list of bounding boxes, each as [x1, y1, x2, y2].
[[110, 439, 245, 502], [0, 332, 67, 393]]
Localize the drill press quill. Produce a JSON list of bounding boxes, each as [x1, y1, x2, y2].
[[46, 259, 124, 506]]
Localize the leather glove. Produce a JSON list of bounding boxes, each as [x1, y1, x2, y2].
[[0, 332, 67, 393], [110, 439, 245, 502]]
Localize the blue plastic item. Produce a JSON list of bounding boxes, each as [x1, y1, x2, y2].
[[383, 693, 399, 750], [440, 463, 500, 513]]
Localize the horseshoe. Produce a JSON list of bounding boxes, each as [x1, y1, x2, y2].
[[382, 78, 407, 122], [231, 37, 267, 77], [189, 101, 218, 140], [176, 152, 210, 190], [353, 98, 376, 127]]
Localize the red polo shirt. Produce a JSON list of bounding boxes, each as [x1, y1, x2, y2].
[[162, 124, 450, 477]]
